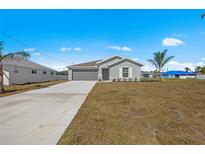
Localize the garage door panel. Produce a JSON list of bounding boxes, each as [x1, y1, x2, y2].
[[72, 70, 98, 80]]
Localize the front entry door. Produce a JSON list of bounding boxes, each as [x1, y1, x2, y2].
[[102, 69, 109, 80]]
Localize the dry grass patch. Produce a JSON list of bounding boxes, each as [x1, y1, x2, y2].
[[58, 80, 205, 144], [0, 80, 66, 97]]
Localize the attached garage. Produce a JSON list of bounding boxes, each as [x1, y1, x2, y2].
[[72, 69, 98, 80]]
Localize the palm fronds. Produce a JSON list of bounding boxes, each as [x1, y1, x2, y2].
[[147, 49, 175, 80], [3, 51, 30, 61]]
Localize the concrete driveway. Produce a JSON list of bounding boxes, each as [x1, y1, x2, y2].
[[0, 81, 96, 145]]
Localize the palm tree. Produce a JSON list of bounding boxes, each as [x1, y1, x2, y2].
[[195, 66, 205, 74], [0, 41, 30, 92], [147, 49, 175, 81], [185, 67, 191, 72], [201, 66, 205, 74], [195, 66, 202, 72]]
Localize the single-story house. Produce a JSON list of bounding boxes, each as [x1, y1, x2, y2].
[[2, 59, 67, 85], [68, 56, 144, 81], [161, 70, 197, 79]]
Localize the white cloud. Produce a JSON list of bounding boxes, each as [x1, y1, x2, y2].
[[32, 52, 41, 56], [107, 45, 132, 51], [145, 60, 205, 72], [60, 47, 81, 52], [60, 47, 72, 52], [132, 57, 138, 61], [121, 46, 132, 51], [73, 47, 81, 51], [42, 63, 67, 71], [24, 47, 36, 52], [50, 65, 67, 71], [167, 61, 196, 71], [142, 65, 152, 71], [162, 37, 184, 46], [196, 62, 205, 66], [172, 33, 187, 37], [201, 58, 205, 61]]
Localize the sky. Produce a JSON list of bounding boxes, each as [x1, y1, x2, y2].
[[0, 9, 205, 71]]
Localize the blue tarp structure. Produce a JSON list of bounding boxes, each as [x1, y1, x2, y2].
[[162, 71, 197, 76]]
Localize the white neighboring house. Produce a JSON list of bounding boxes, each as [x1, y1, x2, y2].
[[2, 59, 67, 85], [161, 71, 196, 79], [196, 74, 205, 80]]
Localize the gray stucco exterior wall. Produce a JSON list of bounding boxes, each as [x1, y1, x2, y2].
[[98, 57, 122, 80], [196, 74, 205, 80], [3, 64, 67, 85], [109, 61, 142, 81], [68, 69, 72, 80]]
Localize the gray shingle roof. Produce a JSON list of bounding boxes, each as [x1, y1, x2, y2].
[[108, 58, 144, 67], [71, 60, 101, 67], [2, 59, 56, 71]]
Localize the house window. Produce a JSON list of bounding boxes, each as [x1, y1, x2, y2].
[[43, 71, 47, 75], [51, 72, 54, 75], [31, 70, 37, 74], [122, 67, 129, 77]]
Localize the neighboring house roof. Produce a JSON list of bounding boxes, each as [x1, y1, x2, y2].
[[2, 59, 56, 71], [162, 71, 197, 76], [108, 58, 144, 67]]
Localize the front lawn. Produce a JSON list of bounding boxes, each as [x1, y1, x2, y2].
[[58, 80, 205, 144]]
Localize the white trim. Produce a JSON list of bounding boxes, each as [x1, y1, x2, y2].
[[108, 58, 144, 67], [122, 66, 129, 78], [129, 67, 132, 78], [119, 67, 122, 78]]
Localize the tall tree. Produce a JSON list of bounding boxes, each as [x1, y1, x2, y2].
[[0, 41, 30, 92], [185, 67, 191, 72], [147, 49, 175, 81], [195, 66, 205, 74], [195, 66, 202, 72]]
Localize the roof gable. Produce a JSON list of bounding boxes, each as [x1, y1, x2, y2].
[[70, 60, 101, 67], [108, 58, 144, 67], [96, 56, 123, 65]]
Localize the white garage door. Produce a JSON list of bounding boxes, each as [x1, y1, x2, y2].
[[72, 70, 98, 80]]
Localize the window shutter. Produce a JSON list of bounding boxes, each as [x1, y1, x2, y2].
[[129, 67, 132, 78], [119, 67, 122, 78]]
